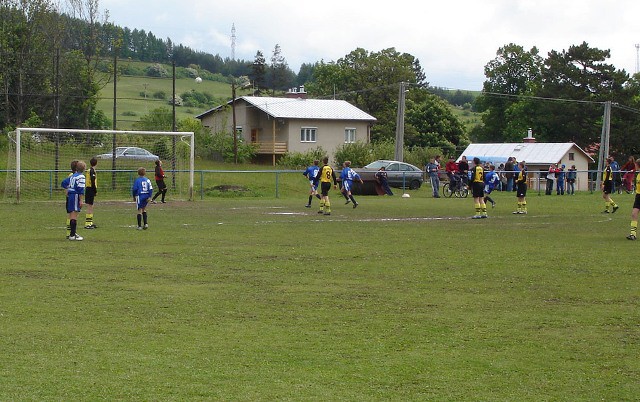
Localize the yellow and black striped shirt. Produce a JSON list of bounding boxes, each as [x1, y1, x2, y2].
[[471, 165, 484, 183], [319, 165, 337, 185]]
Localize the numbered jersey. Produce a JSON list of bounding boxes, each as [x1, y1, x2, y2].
[[319, 165, 336, 184], [132, 177, 153, 198]]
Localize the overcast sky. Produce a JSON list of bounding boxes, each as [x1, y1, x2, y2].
[[100, 0, 640, 91]]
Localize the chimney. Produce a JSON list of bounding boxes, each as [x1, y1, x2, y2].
[[523, 128, 536, 143], [285, 86, 307, 99]]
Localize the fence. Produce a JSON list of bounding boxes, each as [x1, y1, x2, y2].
[[1, 169, 634, 202]]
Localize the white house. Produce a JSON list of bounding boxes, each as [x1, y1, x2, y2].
[[196, 89, 377, 165], [459, 138, 595, 192]]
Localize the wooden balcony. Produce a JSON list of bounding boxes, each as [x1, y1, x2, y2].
[[254, 142, 288, 154]]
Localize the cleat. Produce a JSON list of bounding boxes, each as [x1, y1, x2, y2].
[[323, 212, 331, 216], [304, 204, 311, 208], [68, 234, 83, 241], [150, 200, 157, 204], [472, 215, 482, 219], [492, 202, 496, 208], [521, 211, 527, 214], [317, 210, 324, 214], [480, 215, 488, 218], [627, 234, 637, 240], [353, 202, 358, 209], [137, 226, 143, 230], [612, 205, 619, 213], [602, 210, 610, 214], [84, 225, 96, 229], [345, 200, 351, 204], [143, 224, 148, 230], [512, 211, 520, 214], [161, 201, 166, 203]]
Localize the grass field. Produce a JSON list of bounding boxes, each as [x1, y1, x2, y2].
[[1, 189, 639, 400]]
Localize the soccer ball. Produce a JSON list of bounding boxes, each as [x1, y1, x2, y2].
[[195, 77, 202, 83]]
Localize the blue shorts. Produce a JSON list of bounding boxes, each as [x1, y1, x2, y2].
[[135, 195, 150, 210], [343, 180, 354, 193], [66, 194, 82, 213], [309, 180, 318, 191]]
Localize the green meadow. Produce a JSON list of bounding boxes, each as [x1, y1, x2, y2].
[[0, 185, 638, 400]]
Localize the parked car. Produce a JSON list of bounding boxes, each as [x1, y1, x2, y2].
[[356, 160, 423, 190], [96, 147, 159, 161]]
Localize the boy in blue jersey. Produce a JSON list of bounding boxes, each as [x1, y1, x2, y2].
[[302, 159, 321, 208], [61, 160, 78, 238], [63, 160, 86, 240], [340, 161, 364, 208], [132, 167, 153, 230], [483, 164, 499, 208]]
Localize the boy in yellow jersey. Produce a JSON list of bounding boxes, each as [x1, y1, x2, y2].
[[602, 157, 619, 213], [470, 157, 487, 219], [84, 157, 98, 229], [317, 156, 337, 215], [626, 158, 640, 240], [513, 161, 528, 214]]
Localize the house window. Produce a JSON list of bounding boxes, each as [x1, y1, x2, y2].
[[345, 128, 356, 143], [301, 127, 317, 143], [568, 152, 575, 161]]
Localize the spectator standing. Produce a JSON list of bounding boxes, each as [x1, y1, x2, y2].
[[504, 157, 515, 192], [556, 164, 566, 195], [458, 156, 470, 187], [426, 156, 441, 198], [610, 155, 621, 193], [621, 155, 635, 192], [545, 163, 558, 195], [445, 156, 458, 184], [566, 165, 577, 195]]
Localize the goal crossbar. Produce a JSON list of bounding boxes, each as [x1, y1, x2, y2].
[[12, 128, 195, 202]]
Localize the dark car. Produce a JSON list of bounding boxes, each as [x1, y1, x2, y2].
[[96, 146, 159, 161], [357, 160, 423, 190]]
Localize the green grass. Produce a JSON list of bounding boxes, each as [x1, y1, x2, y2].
[[1, 190, 639, 400]]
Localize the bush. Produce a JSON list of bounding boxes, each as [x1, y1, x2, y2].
[[152, 91, 166, 100], [145, 63, 169, 78], [276, 147, 326, 169]]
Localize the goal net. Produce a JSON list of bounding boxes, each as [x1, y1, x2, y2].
[[5, 128, 194, 202]]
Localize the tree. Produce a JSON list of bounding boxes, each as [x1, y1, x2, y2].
[[268, 44, 295, 93], [405, 91, 469, 155], [249, 50, 266, 94], [534, 42, 630, 147], [474, 43, 543, 142], [305, 47, 428, 143]]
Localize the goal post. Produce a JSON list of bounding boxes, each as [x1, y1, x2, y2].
[[6, 128, 194, 203]]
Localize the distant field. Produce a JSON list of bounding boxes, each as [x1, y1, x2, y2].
[[0, 189, 638, 400], [97, 70, 251, 129]]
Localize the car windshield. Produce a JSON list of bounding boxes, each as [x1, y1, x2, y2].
[[364, 161, 390, 169]]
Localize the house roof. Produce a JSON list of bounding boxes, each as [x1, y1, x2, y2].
[[196, 96, 377, 121], [458, 142, 595, 165]]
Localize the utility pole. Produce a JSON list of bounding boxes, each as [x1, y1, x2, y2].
[[635, 44, 639, 74], [596, 100, 612, 190], [394, 82, 407, 161]]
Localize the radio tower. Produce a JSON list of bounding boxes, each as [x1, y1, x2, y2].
[[231, 23, 236, 61]]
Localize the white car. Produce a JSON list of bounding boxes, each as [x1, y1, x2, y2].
[[96, 147, 159, 161]]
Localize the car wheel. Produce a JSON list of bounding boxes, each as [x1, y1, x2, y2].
[[409, 179, 421, 190]]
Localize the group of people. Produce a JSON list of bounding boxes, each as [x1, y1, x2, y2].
[[61, 158, 169, 240], [545, 163, 578, 195], [302, 157, 365, 215]]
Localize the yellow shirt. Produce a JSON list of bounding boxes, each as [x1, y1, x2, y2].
[[319, 165, 336, 184]]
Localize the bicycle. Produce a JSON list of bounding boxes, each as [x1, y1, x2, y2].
[[442, 175, 469, 198]]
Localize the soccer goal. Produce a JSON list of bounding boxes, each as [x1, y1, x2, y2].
[[5, 128, 194, 202]]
